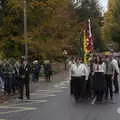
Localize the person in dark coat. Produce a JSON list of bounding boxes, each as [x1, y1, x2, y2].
[[19, 59, 31, 100], [2, 61, 13, 95], [44, 60, 52, 81], [32, 60, 41, 82]]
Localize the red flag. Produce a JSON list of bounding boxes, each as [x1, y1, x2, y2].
[[86, 19, 93, 53]]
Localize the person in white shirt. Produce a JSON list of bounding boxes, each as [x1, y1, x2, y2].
[[68, 57, 75, 95], [87, 56, 94, 99], [71, 57, 89, 102], [112, 56, 120, 94], [68, 57, 75, 80], [93, 55, 106, 103]]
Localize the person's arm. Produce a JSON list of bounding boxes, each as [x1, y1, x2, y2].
[[84, 64, 89, 80], [112, 60, 120, 74], [102, 62, 106, 74]]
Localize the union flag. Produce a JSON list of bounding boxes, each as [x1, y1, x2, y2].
[[86, 19, 93, 53]]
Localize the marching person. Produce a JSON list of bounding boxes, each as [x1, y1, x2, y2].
[[112, 56, 120, 94], [43, 60, 52, 81], [71, 57, 89, 102], [105, 55, 114, 100], [2, 60, 13, 95], [86, 56, 94, 99], [32, 60, 41, 82], [68, 56, 75, 95], [93, 55, 106, 103], [19, 58, 31, 100]]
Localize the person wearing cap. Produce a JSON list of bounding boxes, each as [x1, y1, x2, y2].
[[19, 59, 31, 100], [32, 60, 41, 82]]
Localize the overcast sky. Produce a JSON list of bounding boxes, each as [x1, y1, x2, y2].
[[100, 0, 108, 12]]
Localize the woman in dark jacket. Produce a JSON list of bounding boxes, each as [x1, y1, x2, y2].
[[44, 60, 52, 81]]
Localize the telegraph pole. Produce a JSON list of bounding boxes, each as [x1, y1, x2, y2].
[[24, 0, 28, 60]]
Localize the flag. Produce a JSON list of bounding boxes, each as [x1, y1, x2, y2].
[[83, 30, 88, 63], [83, 19, 93, 63], [86, 19, 93, 53], [83, 30, 87, 53]]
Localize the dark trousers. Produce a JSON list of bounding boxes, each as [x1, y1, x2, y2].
[[94, 72, 106, 102], [70, 76, 74, 95], [105, 74, 113, 100], [4, 75, 12, 95], [96, 90, 104, 102], [19, 79, 30, 99], [45, 73, 51, 81], [86, 75, 93, 98], [74, 76, 86, 101], [113, 72, 119, 93]]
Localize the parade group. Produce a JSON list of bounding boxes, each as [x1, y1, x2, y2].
[[68, 53, 120, 104], [0, 57, 52, 100]]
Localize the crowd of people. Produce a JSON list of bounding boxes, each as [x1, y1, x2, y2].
[[0, 57, 52, 100], [68, 54, 120, 104]]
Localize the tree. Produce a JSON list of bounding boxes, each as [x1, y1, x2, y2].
[[72, 0, 103, 51], [102, 0, 120, 48], [0, 0, 104, 59]]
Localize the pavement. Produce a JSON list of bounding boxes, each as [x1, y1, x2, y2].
[[0, 72, 120, 120]]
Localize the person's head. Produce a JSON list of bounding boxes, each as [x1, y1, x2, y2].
[[75, 57, 79, 64], [79, 57, 83, 63], [23, 60, 27, 65], [106, 55, 112, 62], [94, 55, 102, 64]]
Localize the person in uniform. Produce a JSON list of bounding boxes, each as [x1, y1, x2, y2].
[[32, 60, 41, 82], [112, 56, 120, 94], [71, 57, 89, 102], [19, 58, 31, 100], [68, 56, 75, 95], [86, 56, 94, 99], [93, 55, 106, 103], [2, 60, 13, 95], [105, 55, 114, 100], [43, 60, 52, 81]]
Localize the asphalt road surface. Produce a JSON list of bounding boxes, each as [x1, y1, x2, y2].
[[0, 73, 120, 120]]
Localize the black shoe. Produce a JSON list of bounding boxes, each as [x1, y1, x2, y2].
[[18, 96, 23, 100], [27, 97, 30, 100], [114, 91, 119, 94]]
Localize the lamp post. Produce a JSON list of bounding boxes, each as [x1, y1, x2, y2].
[[0, 0, 2, 10], [24, 0, 28, 61]]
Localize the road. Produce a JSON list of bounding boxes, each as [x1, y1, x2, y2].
[[0, 72, 120, 120]]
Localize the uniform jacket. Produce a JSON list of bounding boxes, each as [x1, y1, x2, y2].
[[19, 64, 31, 80]]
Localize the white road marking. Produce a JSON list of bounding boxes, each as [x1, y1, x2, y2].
[[53, 85, 60, 88], [36, 90, 63, 93], [5, 99, 48, 107], [117, 108, 120, 114], [31, 93, 56, 97], [23, 99, 48, 102], [59, 87, 68, 89], [0, 106, 36, 115], [53, 80, 69, 89]]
